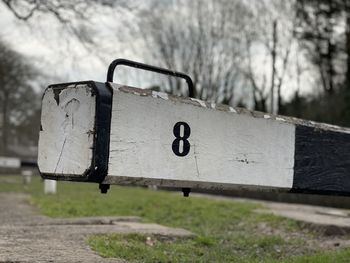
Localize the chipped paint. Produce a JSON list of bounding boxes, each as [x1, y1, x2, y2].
[[190, 98, 207, 108], [229, 107, 237, 113], [276, 117, 286, 122], [309, 121, 316, 125], [108, 84, 295, 189], [107, 84, 350, 134], [152, 91, 169, 100], [38, 84, 96, 176], [108, 83, 120, 91], [39, 81, 350, 193]]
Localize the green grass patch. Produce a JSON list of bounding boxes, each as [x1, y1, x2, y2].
[[88, 232, 350, 263], [1, 175, 348, 262], [285, 248, 350, 263], [87, 233, 288, 263], [88, 233, 350, 263], [88, 234, 207, 263], [0, 174, 41, 193]]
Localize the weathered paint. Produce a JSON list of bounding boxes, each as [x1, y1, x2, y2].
[[229, 107, 237, 113], [38, 84, 96, 177], [38, 81, 350, 195], [276, 117, 286, 122], [106, 83, 295, 189], [152, 91, 169, 100], [190, 98, 207, 108]]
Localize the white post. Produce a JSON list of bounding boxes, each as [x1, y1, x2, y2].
[[22, 170, 32, 185], [0, 157, 20, 169], [44, 179, 57, 194]]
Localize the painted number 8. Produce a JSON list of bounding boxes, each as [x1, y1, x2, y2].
[[172, 122, 191, 157]]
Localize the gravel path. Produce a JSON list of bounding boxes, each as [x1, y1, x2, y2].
[[0, 193, 192, 263]]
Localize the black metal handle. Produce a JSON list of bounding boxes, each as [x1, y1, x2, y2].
[[107, 58, 194, 97]]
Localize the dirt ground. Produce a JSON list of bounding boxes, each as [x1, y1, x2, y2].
[[0, 193, 192, 263]]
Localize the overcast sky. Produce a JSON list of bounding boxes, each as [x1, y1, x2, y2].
[[0, 2, 142, 88], [0, 1, 315, 101]]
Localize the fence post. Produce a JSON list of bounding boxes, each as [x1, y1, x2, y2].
[[44, 179, 57, 194]]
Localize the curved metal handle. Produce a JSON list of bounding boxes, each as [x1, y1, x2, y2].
[[106, 58, 194, 97]]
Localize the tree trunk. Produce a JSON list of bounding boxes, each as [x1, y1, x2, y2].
[[270, 20, 277, 114], [1, 92, 8, 155], [346, 14, 350, 92], [343, 9, 350, 126]]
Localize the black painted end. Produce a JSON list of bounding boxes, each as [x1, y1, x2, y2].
[[182, 188, 191, 197], [88, 82, 113, 183], [292, 125, 350, 196], [99, 183, 110, 194]]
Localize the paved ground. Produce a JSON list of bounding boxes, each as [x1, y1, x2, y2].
[[0, 193, 192, 263], [3, 192, 350, 262], [256, 201, 350, 236], [194, 193, 350, 234]]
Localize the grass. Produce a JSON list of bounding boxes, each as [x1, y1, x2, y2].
[[87, 233, 293, 263], [1, 175, 350, 262]]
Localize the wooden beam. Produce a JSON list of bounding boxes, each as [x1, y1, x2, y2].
[[0, 157, 36, 169], [38, 81, 350, 196], [0, 157, 21, 169]]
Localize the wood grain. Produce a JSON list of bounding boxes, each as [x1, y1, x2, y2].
[[38, 84, 96, 177], [37, 81, 350, 196], [106, 84, 295, 189], [293, 125, 350, 195]]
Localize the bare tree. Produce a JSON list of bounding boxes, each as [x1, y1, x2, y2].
[[135, 0, 299, 112], [1, 0, 133, 59], [0, 39, 37, 155], [136, 0, 250, 105], [242, 1, 296, 113], [295, 0, 347, 95], [1, 0, 91, 20], [1, 0, 93, 43]]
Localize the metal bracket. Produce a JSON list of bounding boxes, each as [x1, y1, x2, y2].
[[106, 58, 195, 97]]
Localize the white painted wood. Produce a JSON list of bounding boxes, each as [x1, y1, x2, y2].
[[44, 179, 57, 194], [0, 157, 20, 168], [106, 85, 296, 189], [38, 84, 96, 176]]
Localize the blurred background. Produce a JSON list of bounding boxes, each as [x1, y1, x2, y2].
[[2, 2, 350, 261], [1, 0, 350, 160]]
